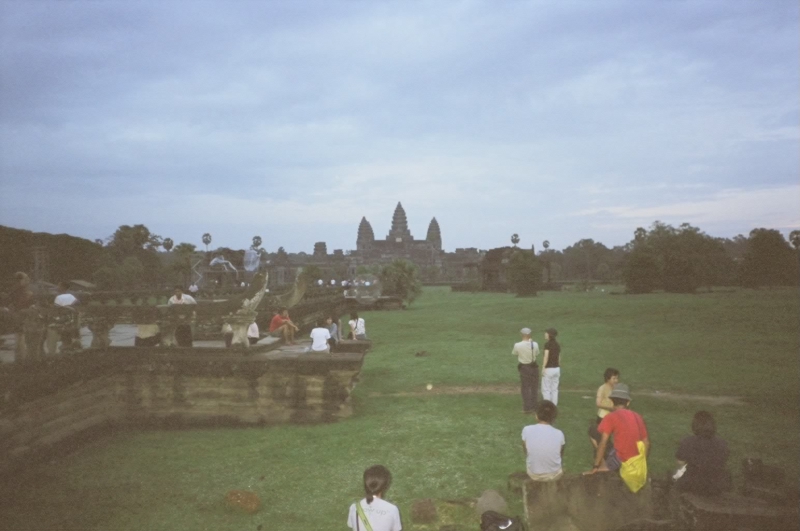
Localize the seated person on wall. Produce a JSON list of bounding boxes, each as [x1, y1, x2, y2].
[[326, 315, 341, 351], [269, 307, 298, 345], [247, 321, 260, 345], [310, 320, 332, 353], [168, 286, 197, 347], [673, 411, 731, 496], [589, 368, 620, 457], [585, 383, 650, 493], [135, 324, 161, 347], [349, 311, 367, 340], [222, 322, 234, 348], [522, 400, 566, 481]]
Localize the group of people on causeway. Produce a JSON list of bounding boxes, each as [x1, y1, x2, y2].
[[347, 327, 731, 531], [3, 275, 370, 355]]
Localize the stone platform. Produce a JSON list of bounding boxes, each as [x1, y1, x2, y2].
[[0, 339, 370, 474]]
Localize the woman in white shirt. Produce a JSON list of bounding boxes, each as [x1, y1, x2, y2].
[[349, 311, 367, 340], [347, 465, 402, 531], [309, 320, 331, 353]]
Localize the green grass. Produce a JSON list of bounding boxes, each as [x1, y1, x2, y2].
[[1, 287, 798, 531]]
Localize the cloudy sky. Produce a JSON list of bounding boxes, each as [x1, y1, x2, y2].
[[1, 1, 797, 253]]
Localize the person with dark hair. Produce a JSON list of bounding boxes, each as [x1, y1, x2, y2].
[[674, 411, 731, 496], [347, 465, 402, 531], [269, 307, 298, 344], [309, 319, 331, 353], [168, 286, 197, 347], [589, 368, 620, 453], [326, 315, 341, 350], [541, 328, 561, 404], [585, 383, 650, 493], [349, 311, 367, 340], [521, 400, 565, 481]]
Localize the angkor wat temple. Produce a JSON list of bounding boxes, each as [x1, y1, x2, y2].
[[267, 202, 482, 285]]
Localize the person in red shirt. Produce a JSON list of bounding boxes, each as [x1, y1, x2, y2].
[[269, 307, 298, 345], [585, 383, 649, 476]]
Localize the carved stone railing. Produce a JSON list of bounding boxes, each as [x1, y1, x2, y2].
[[11, 274, 347, 362]]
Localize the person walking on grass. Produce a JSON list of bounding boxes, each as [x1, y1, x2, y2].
[[585, 383, 650, 493], [512, 327, 540, 414], [522, 400, 565, 481], [347, 465, 402, 531], [541, 328, 561, 405], [589, 368, 620, 454]]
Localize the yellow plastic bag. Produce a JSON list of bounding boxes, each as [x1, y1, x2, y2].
[[619, 440, 648, 493]]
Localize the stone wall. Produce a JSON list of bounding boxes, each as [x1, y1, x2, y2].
[[0, 348, 365, 474]]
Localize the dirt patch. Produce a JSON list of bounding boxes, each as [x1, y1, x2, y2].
[[369, 385, 744, 406]]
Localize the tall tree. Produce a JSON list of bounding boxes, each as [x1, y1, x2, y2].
[[162, 238, 174, 252], [252, 236, 262, 250], [511, 233, 520, 247], [739, 229, 797, 287], [380, 260, 423, 304], [506, 249, 543, 296], [202, 233, 212, 253]]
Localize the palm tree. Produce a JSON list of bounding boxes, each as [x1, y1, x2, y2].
[[511, 233, 520, 247], [162, 238, 174, 252], [202, 233, 212, 253], [252, 235, 262, 250], [542, 240, 551, 282]]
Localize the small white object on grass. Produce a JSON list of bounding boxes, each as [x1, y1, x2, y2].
[[426, 384, 433, 390]]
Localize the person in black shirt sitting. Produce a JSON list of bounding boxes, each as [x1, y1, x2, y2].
[[674, 411, 732, 496]]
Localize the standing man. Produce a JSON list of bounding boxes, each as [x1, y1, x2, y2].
[[512, 327, 540, 414]]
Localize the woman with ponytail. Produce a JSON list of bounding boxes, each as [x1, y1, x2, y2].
[[347, 465, 402, 531]]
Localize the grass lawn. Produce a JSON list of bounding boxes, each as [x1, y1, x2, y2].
[[1, 287, 798, 531]]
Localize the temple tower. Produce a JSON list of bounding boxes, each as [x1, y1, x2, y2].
[[426, 217, 442, 251], [386, 202, 413, 243], [356, 217, 375, 251]]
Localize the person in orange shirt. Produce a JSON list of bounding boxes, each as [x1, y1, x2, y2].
[[269, 307, 298, 344]]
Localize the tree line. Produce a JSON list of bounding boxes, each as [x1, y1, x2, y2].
[[506, 222, 799, 295]]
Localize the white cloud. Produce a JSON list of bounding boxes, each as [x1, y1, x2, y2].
[[572, 185, 800, 231]]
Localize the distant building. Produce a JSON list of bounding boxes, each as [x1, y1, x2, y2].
[[185, 202, 484, 288]]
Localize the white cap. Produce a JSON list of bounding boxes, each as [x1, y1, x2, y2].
[[520, 328, 532, 335]]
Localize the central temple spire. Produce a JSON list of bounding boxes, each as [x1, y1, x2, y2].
[[387, 202, 413, 242]]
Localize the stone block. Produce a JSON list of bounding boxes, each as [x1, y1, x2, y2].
[[564, 473, 652, 531], [475, 489, 508, 517], [507, 471, 529, 494], [523, 478, 567, 527]]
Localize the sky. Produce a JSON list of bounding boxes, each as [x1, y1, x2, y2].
[[0, 0, 797, 253]]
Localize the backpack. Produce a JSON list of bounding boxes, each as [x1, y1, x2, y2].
[[480, 510, 526, 531]]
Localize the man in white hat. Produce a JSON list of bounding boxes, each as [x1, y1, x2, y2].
[[512, 327, 540, 414]]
